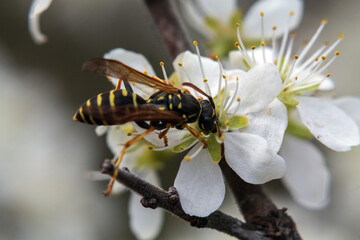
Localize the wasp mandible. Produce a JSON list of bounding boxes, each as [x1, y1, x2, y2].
[[73, 58, 222, 195]]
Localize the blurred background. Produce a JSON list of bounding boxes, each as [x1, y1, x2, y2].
[[0, 0, 359, 239]]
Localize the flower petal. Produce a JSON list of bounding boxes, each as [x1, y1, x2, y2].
[[232, 63, 282, 114], [243, 0, 304, 39], [129, 170, 164, 240], [28, 0, 53, 44], [95, 126, 108, 136], [174, 147, 225, 217], [281, 135, 330, 209], [224, 132, 286, 184], [104, 48, 156, 97], [106, 125, 133, 156], [242, 98, 287, 153], [196, 0, 236, 24], [333, 96, 360, 126], [173, 51, 220, 97], [296, 96, 360, 151]]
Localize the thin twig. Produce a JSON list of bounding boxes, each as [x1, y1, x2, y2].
[[101, 159, 271, 240]]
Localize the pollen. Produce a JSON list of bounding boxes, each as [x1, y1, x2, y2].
[[222, 74, 226, 79], [321, 56, 327, 60], [203, 79, 208, 82], [215, 56, 219, 61], [294, 55, 299, 60], [290, 32, 296, 38], [289, 11, 294, 16], [225, 120, 230, 126], [236, 23, 240, 27], [335, 51, 340, 56], [272, 26, 277, 31], [143, 71, 148, 75], [251, 46, 256, 50], [321, 19, 328, 24], [260, 42, 265, 47], [193, 41, 198, 46], [160, 62, 164, 66], [184, 156, 191, 161], [178, 62, 183, 67], [260, 11, 264, 17], [148, 146, 153, 150], [338, 33, 344, 39], [219, 136, 225, 141], [236, 97, 241, 102], [326, 73, 331, 77], [235, 42, 240, 47]]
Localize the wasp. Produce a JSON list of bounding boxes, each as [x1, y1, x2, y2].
[[74, 58, 222, 195]]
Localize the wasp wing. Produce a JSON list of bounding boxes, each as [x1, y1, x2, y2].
[[82, 58, 179, 94]]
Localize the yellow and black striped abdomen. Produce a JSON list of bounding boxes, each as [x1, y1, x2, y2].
[[73, 90, 146, 125]]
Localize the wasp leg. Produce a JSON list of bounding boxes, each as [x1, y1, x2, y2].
[[183, 124, 208, 148], [103, 126, 155, 196], [123, 80, 134, 93], [158, 123, 171, 147], [115, 79, 122, 90]]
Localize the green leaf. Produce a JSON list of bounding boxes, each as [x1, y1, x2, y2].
[[278, 91, 299, 106], [228, 115, 249, 130], [207, 135, 222, 163]]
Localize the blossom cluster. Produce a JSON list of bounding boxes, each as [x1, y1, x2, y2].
[[28, 0, 360, 239]]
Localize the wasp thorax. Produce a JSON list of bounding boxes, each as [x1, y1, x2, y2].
[[198, 100, 217, 133]]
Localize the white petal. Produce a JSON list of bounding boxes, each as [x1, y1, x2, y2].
[[224, 132, 286, 184], [229, 48, 274, 69], [174, 148, 225, 217], [173, 51, 220, 97], [296, 96, 360, 151], [318, 75, 335, 91], [129, 170, 164, 240], [242, 98, 288, 153], [281, 135, 330, 209], [103, 48, 156, 97], [196, 0, 236, 24], [243, 0, 304, 39], [333, 96, 360, 126], [95, 126, 108, 136], [28, 0, 53, 44], [106, 126, 133, 156], [132, 124, 188, 148], [233, 63, 282, 114]]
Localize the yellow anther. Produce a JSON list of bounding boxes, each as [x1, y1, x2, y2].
[[289, 11, 294, 16], [235, 42, 240, 47], [185, 156, 191, 161], [236, 23, 240, 27], [315, 57, 319, 61], [260, 11, 264, 17], [143, 71, 148, 75], [236, 76, 239, 80], [290, 32, 296, 38], [324, 41, 329, 46], [160, 62, 164, 66], [295, 77, 298, 80], [272, 26, 277, 31], [219, 136, 225, 141], [193, 41, 198, 46], [321, 56, 326, 60], [203, 79, 208, 82], [127, 133, 132, 136], [148, 146, 153, 150], [236, 97, 241, 102], [178, 62, 183, 67], [222, 74, 226, 79], [217, 104, 220, 108], [326, 73, 331, 77], [260, 42, 265, 47], [335, 51, 340, 56], [200, 132, 205, 136], [321, 19, 328, 24], [251, 46, 256, 50], [294, 55, 299, 60], [215, 56, 219, 61], [225, 120, 230, 126], [338, 33, 344, 39]]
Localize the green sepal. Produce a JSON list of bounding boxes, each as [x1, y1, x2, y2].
[[135, 148, 174, 170], [228, 115, 249, 130], [169, 72, 181, 88], [172, 134, 196, 153], [286, 120, 313, 140], [207, 135, 222, 163], [293, 84, 320, 95], [278, 91, 299, 106]]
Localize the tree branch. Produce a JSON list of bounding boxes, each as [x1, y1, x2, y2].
[[101, 159, 271, 240], [144, 0, 192, 60]]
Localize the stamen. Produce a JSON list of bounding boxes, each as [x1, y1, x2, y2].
[[281, 33, 295, 74], [228, 97, 241, 117], [318, 51, 340, 74], [261, 42, 266, 63], [299, 55, 326, 83], [276, 11, 293, 68], [160, 62, 169, 84], [203, 78, 212, 96], [272, 26, 277, 63], [216, 56, 223, 105], [178, 62, 199, 97], [187, 142, 205, 160], [236, 23, 253, 67], [260, 12, 265, 44], [152, 136, 194, 151], [219, 74, 228, 118], [322, 34, 343, 57], [216, 135, 225, 144], [251, 46, 257, 64], [224, 76, 239, 112], [193, 41, 206, 80], [296, 19, 328, 64], [283, 55, 299, 85]]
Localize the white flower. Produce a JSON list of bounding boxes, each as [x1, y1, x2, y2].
[[229, 13, 360, 209], [171, 49, 287, 217], [28, 0, 53, 44], [179, 0, 303, 40], [92, 48, 168, 240]]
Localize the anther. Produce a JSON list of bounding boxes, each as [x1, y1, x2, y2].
[[144, 71, 148, 75], [203, 79, 208, 82], [338, 33, 344, 39], [260, 11, 264, 16], [251, 46, 256, 50], [127, 133, 132, 136], [236, 97, 241, 102], [236, 23, 240, 27], [289, 11, 294, 16], [294, 55, 299, 60], [160, 62, 164, 66], [148, 146, 153, 150], [193, 41, 198, 46], [235, 42, 240, 47], [335, 51, 340, 56], [219, 136, 224, 141], [321, 19, 328, 25], [225, 120, 230, 126], [222, 75, 226, 79], [185, 156, 191, 161], [326, 73, 331, 77], [321, 56, 326, 60], [272, 26, 277, 31], [178, 62, 183, 67], [260, 42, 265, 47]]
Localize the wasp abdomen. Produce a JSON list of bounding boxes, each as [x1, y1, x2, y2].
[[73, 90, 146, 125]]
